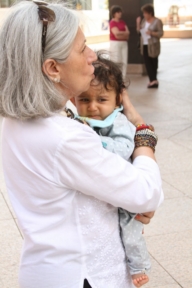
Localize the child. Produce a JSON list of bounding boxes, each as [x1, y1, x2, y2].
[[70, 54, 151, 288]]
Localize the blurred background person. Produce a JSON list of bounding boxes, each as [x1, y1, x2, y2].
[[110, 5, 130, 79], [136, 4, 163, 88]]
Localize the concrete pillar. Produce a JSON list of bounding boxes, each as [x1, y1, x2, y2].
[[109, 0, 153, 74]]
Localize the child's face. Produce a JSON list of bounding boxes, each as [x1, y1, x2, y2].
[[73, 81, 119, 120]]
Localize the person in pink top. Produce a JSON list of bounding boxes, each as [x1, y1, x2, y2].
[[110, 5, 130, 79]]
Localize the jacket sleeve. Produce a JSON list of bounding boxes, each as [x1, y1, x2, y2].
[[54, 121, 163, 214], [156, 19, 164, 38], [98, 113, 136, 160]]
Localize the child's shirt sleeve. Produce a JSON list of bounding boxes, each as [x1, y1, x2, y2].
[[97, 113, 136, 160]]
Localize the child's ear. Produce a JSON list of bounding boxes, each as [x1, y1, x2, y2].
[[70, 97, 76, 107]]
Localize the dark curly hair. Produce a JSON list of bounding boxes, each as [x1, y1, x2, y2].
[[91, 51, 128, 106]]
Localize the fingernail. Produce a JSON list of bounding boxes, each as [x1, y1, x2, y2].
[[135, 214, 140, 219]]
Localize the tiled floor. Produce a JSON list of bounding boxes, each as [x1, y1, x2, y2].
[[0, 38, 192, 287], [129, 39, 192, 288]]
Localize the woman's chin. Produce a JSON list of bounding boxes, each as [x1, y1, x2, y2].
[[72, 77, 94, 96], [79, 83, 92, 95]]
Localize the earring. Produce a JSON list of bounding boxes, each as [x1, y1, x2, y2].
[[54, 78, 60, 83], [51, 77, 60, 83]]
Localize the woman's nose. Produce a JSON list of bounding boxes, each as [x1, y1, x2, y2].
[[87, 47, 97, 64]]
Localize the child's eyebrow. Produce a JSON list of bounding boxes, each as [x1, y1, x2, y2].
[[77, 95, 88, 98], [98, 94, 110, 97]]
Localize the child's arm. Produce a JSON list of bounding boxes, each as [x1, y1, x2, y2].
[[98, 113, 136, 160]]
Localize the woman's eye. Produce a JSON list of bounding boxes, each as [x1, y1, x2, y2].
[[82, 46, 86, 52]]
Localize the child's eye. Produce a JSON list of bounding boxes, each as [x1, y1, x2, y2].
[[80, 98, 89, 102], [99, 98, 107, 102]]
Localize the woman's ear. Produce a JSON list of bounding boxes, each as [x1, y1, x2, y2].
[[70, 97, 76, 107], [42, 59, 60, 82]]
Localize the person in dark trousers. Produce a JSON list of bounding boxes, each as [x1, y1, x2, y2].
[[136, 4, 163, 88]]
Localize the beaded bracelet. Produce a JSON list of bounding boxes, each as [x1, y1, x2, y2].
[[136, 124, 154, 132], [134, 128, 158, 152]]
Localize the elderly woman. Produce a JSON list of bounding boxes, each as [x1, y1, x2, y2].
[[136, 4, 164, 88], [0, 2, 163, 288]]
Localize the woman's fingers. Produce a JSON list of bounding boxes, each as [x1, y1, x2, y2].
[[136, 16, 141, 24], [143, 211, 155, 219], [135, 211, 155, 225], [135, 214, 151, 224]]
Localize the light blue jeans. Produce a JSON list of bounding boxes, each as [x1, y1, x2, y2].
[[118, 208, 151, 275]]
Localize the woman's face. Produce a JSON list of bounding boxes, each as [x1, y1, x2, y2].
[[143, 12, 152, 21], [58, 28, 97, 98], [114, 11, 122, 20]]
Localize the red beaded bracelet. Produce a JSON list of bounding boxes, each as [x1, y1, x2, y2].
[[136, 124, 154, 132]]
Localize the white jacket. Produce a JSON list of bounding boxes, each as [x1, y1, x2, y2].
[[2, 115, 163, 288]]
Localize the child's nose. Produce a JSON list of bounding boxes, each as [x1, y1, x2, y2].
[[88, 102, 97, 111]]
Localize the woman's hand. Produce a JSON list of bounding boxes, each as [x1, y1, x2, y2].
[[135, 211, 155, 224], [136, 16, 141, 26], [146, 30, 153, 36], [122, 89, 156, 161], [122, 89, 144, 126], [136, 16, 141, 31], [111, 27, 129, 41]]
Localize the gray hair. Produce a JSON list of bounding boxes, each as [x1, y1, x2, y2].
[[0, 1, 79, 120]]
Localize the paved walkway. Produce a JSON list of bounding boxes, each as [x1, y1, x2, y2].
[[0, 38, 192, 288]]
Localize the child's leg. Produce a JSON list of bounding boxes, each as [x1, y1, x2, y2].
[[118, 208, 151, 287]]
